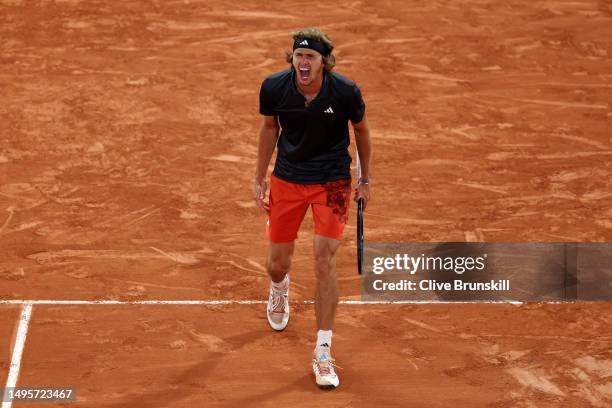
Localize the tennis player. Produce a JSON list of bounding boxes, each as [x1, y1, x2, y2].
[[254, 27, 372, 389]]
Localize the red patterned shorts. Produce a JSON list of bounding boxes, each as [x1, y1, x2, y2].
[[267, 175, 351, 243]]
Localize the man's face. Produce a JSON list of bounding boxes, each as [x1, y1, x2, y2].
[[292, 48, 324, 87]]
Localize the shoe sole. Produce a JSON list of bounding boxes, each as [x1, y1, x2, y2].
[[315, 375, 340, 389]]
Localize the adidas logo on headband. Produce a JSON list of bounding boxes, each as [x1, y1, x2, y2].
[[293, 36, 330, 56]]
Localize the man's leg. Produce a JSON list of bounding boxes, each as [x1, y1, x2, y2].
[[313, 234, 340, 330], [311, 234, 342, 388], [265, 174, 310, 331], [309, 178, 350, 389], [265, 241, 294, 331]]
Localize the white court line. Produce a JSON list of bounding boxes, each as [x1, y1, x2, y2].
[[0, 299, 525, 305], [2, 304, 33, 408]]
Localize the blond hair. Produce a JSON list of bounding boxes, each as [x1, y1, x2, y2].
[[285, 27, 336, 72]]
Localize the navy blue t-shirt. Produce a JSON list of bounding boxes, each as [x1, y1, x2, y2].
[[259, 69, 365, 184]]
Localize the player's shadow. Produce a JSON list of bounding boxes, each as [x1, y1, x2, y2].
[[96, 329, 268, 408], [225, 373, 315, 407]]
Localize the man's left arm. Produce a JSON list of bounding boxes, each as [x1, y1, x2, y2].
[[352, 112, 372, 210]]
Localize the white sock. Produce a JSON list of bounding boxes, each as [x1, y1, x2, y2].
[[271, 274, 289, 291], [316, 329, 332, 348]]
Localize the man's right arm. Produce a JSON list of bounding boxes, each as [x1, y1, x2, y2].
[[254, 115, 280, 213]]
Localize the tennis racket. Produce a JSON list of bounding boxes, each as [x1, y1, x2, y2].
[[356, 153, 364, 275]]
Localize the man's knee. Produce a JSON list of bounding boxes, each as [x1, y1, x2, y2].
[[267, 242, 294, 277], [314, 253, 336, 280], [313, 235, 340, 280], [267, 253, 291, 275]]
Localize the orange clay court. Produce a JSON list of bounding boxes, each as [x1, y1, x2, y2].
[[1, 0, 611, 407]]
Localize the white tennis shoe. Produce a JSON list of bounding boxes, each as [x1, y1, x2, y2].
[[312, 345, 340, 389], [266, 275, 290, 331]]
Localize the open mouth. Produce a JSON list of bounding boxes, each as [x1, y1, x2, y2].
[[299, 67, 310, 81]]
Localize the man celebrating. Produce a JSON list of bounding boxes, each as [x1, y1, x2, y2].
[[254, 27, 372, 389]]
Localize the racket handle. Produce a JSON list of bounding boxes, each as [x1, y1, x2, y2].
[[357, 197, 364, 275]]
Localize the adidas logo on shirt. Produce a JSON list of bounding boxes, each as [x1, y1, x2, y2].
[[299, 40, 309, 46], [324, 107, 334, 114]]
